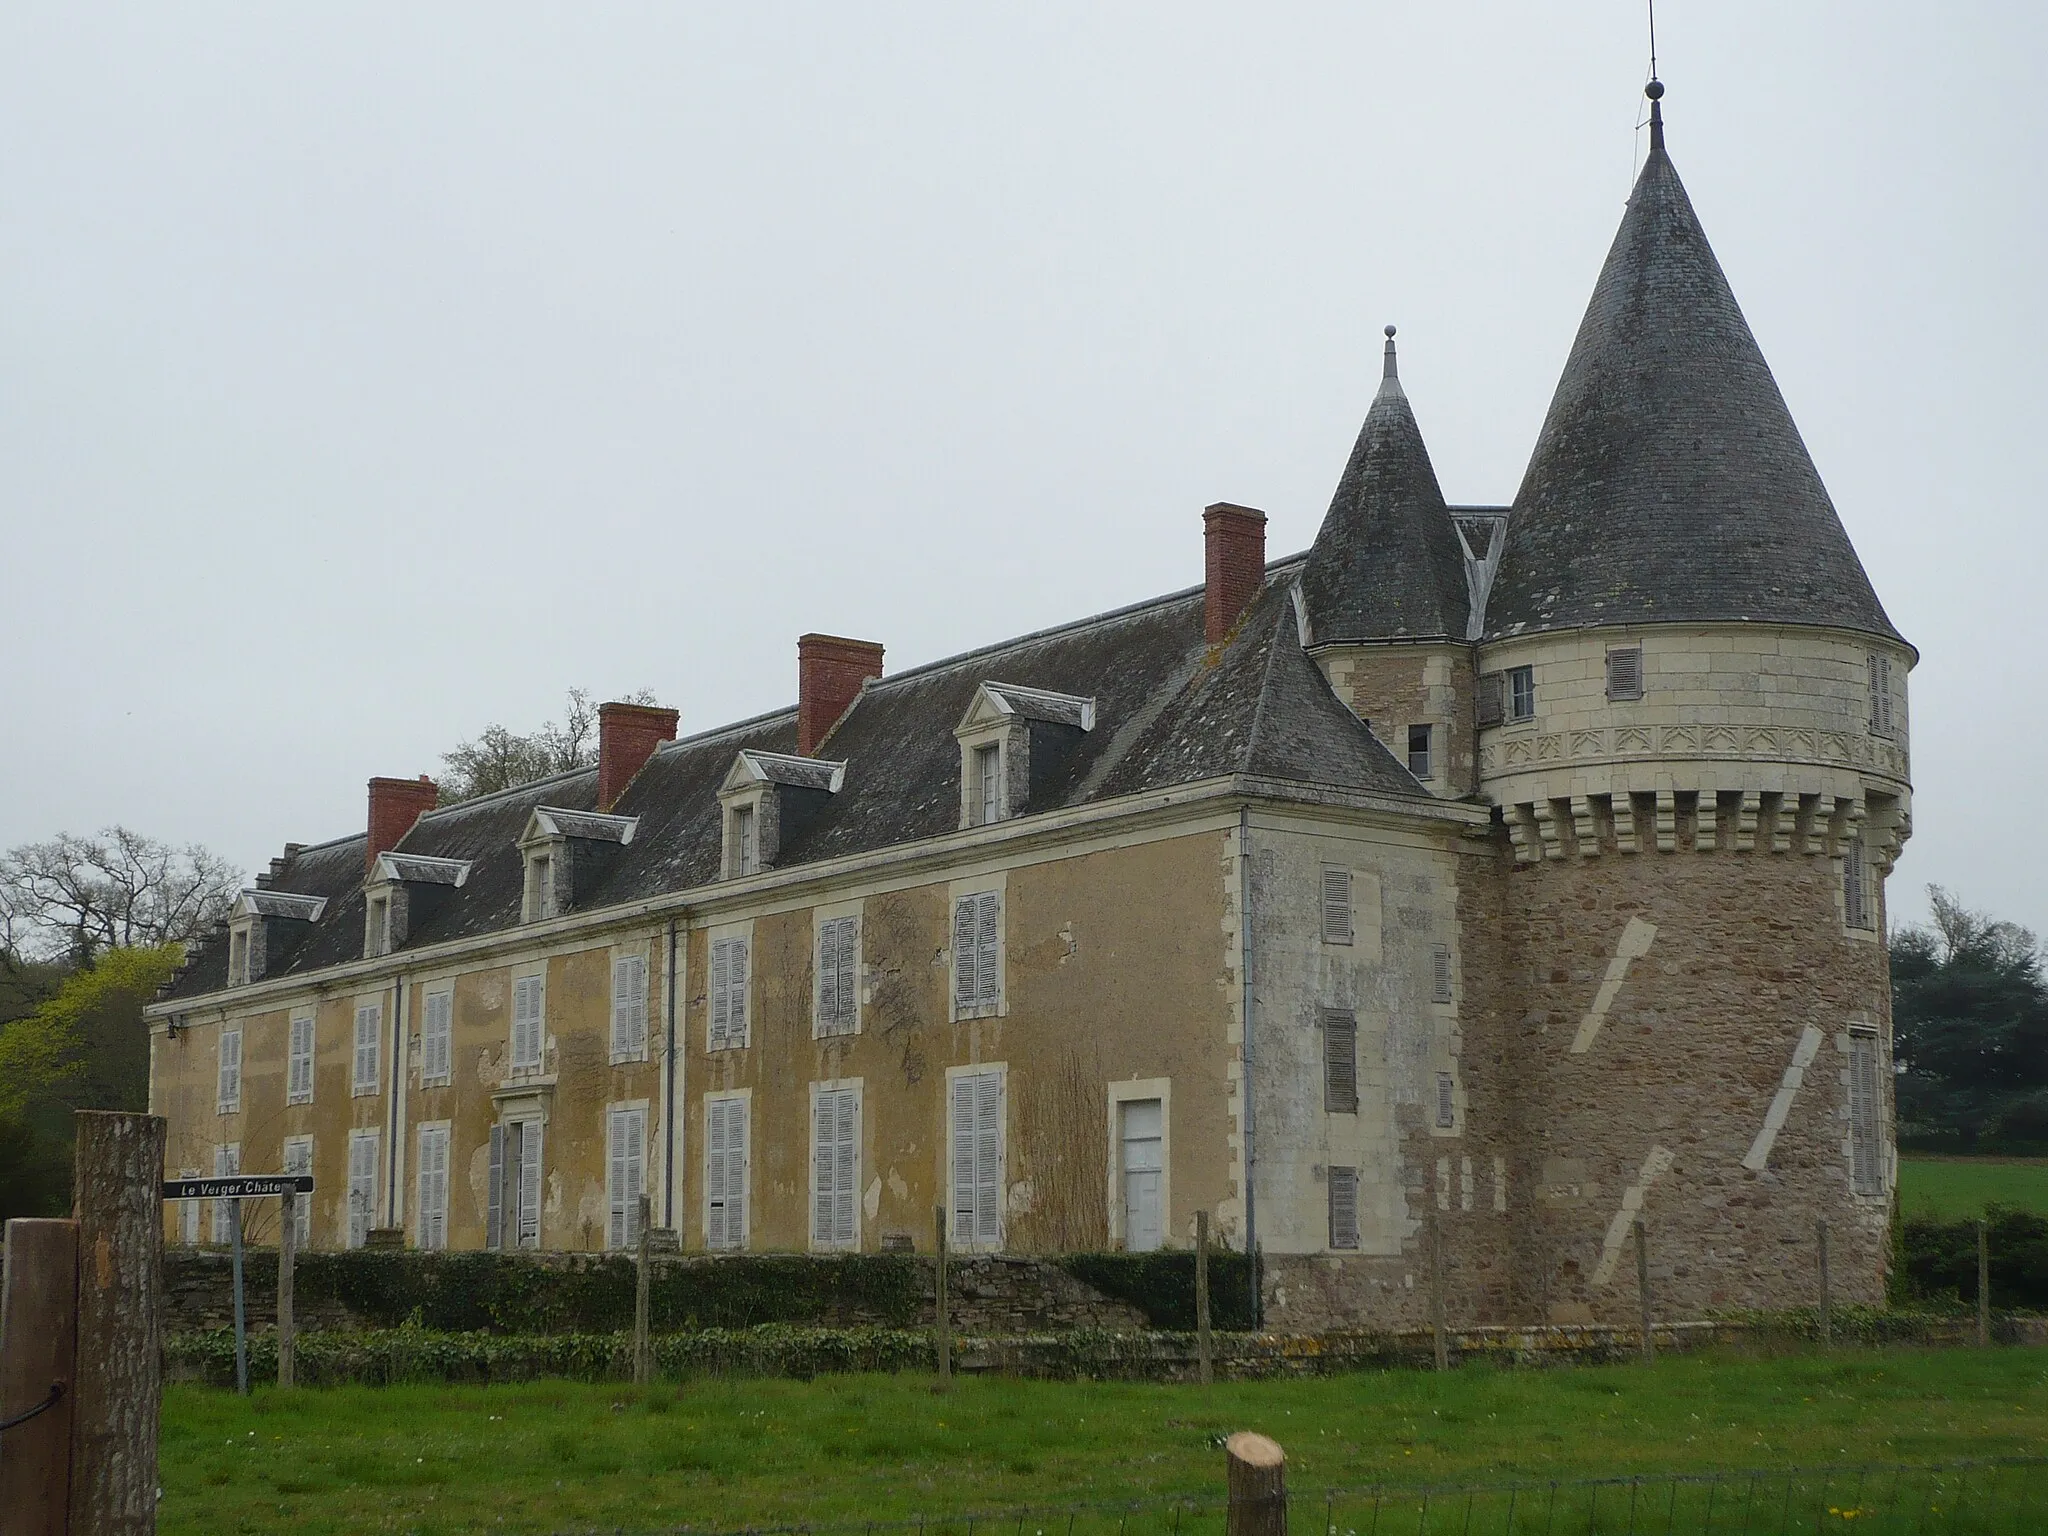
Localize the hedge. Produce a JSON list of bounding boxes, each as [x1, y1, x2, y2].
[[1896, 1209, 2048, 1311], [1054, 1250, 1256, 1331]]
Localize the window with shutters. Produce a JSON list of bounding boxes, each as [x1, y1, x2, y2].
[[211, 1143, 240, 1244], [1867, 653, 1895, 738], [810, 1083, 861, 1249], [950, 889, 1003, 1020], [486, 1118, 543, 1251], [1847, 1030, 1885, 1196], [815, 915, 860, 1037], [287, 1011, 315, 1104], [1327, 1166, 1360, 1251], [421, 989, 453, 1086], [948, 1066, 1005, 1251], [1430, 943, 1455, 1004], [1842, 835, 1872, 931], [352, 1002, 381, 1095], [1320, 867, 1353, 945], [1476, 672, 1506, 729], [1407, 724, 1433, 780], [1605, 646, 1644, 701], [703, 1093, 749, 1251], [1436, 1071, 1457, 1129], [510, 973, 546, 1071], [1322, 1009, 1359, 1114], [1507, 665, 1536, 722], [416, 1123, 451, 1251], [709, 935, 751, 1049], [179, 1166, 202, 1246], [610, 952, 649, 1063], [346, 1130, 377, 1248], [217, 1027, 242, 1113], [282, 1137, 313, 1250], [606, 1105, 648, 1250]]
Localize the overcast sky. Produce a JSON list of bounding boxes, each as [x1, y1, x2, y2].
[[3, 4, 2041, 939]]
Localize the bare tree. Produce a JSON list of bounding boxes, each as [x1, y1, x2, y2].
[[0, 828, 242, 964], [439, 687, 657, 803]]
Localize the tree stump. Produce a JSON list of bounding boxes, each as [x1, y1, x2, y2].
[[1224, 1430, 1286, 1535]]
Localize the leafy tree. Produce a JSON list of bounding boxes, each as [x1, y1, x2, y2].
[[438, 687, 657, 803], [1892, 887, 2048, 1150], [1, 827, 240, 964]]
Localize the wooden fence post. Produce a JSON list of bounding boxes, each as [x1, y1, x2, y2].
[[277, 1191, 296, 1390], [1635, 1219, 1654, 1364], [69, 1109, 165, 1536], [1429, 1206, 1448, 1372], [634, 1193, 652, 1386], [0, 1217, 80, 1536], [1977, 1219, 1991, 1347], [229, 1200, 248, 1395], [1195, 1210, 1213, 1387], [933, 1205, 951, 1392], [1224, 1431, 1286, 1536], [1816, 1217, 1830, 1347]]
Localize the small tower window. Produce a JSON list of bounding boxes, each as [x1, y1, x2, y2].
[[1605, 647, 1644, 702], [1507, 666, 1536, 722], [1406, 724, 1433, 780], [1867, 654, 1895, 738]]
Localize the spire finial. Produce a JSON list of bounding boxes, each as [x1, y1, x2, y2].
[[1645, 77, 1665, 154], [1382, 324, 1398, 381]]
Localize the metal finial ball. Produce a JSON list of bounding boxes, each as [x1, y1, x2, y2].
[[1384, 325, 1397, 339], [1644, 78, 1664, 101]]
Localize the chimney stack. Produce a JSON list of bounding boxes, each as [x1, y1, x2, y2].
[[1203, 502, 1268, 644], [597, 700, 681, 811], [366, 775, 439, 875], [797, 634, 885, 757]]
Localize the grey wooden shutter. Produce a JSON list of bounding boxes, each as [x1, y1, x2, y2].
[[949, 1075, 978, 1243], [1605, 647, 1643, 701], [1868, 655, 1893, 736], [974, 893, 1000, 1006], [487, 1124, 505, 1249], [1323, 1009, 1359, 1114], [1844, 837, 1869, 929], [705, 1101, 729, 1250], [729, 940, 749, 1043], [833, 1091, 857, 1243], [973, 1071, 1002, 1245], [710, 940, 731, 1045], [609, 1110, 629, 1250], [1328, 1167, 1360, 1251], [952, 899, 979, 1008], [811, 1093, 835, 1244], [1431, 944, 1454, 1003], [1477, 672, 1505, 728], [1848, 1035, 1883, 1195], [1321, 867, 1352, 945], [517, 1122, 541, 1248], [1436, 1071, 1456, 1128], [835, 920, 857, 1030]]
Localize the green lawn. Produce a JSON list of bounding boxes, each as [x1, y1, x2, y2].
[[160, 1348, 2048, 1534], [1899, 1156, 2048, 1219]]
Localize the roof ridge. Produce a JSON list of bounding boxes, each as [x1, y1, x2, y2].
[[415, 762, 596, 821]]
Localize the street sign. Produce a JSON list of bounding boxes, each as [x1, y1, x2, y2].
[[161, 1175, 313, 1200]]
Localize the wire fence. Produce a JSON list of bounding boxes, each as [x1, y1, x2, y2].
[[596, 1457, 2048, 1536]]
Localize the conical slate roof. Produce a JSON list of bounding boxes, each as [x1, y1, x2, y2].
[[1300, 332, 1471, 642], [1488, 100, 1900, 642]]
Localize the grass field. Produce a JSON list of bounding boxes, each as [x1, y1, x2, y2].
[[159, 1347, 2048, 1534], [1899, 1156, 2048, 1219]]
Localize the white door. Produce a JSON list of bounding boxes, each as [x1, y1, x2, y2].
[[1121, 1099, 1163, 1252]]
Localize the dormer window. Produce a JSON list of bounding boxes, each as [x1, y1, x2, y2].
[[364, 852, 471, 957], [224, 889, 328, 987], [517, 808, 637, 923], [718, 751, 845, 879], [954, 682, 1095, 831]]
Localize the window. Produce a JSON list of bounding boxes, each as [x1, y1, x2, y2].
[[731, 805, 759, 877], [1323, 1009, 1359, 1114], [974, 743, 1003, 827], [421, 989, 453, 1086], [815, 916, 859, 1037], [948, 1067, 1005, 1250], [352, 1003, 381, 1095], [1320, 867, 1353, 945], [1327, 1166, 1360, 1251], [810, 1085, 860, 1249], [1843, 835, 1872, 930], [704, 1095, 749, 1251], [1606, 646, 1644, 701], [1436, 1071, 1457, 1129], [1431, 943, 1455, 1003], [610, 953, 649, 1063], [710, 937, 750, 1049], [347, 1130, 378, 1248], [228, 927, 250, 987], [366, 894, 390, 958], [1476, 672, 1505, 729], [487, 1121, 542, 1250], [511, 974, 545, 1070], [951, 892, 1001, 1017], [1867, 654, 1895, 738], [211, 1143, 240, 1244], [287, 1012, 315, 1105], [179, 1166, 202, 1246], [1848, 1029, 1884, 1196], [416, 1124, 450, 1251], [607, 1106, 647, 1251], [216, 1027, 242, 1114], [1407, 724, 1433, 780], [1119, 1099, 1163, 1253], [525, 852, 557, 922], [282, 1136, 313, 1250], [1507, 666, 1536, 722]]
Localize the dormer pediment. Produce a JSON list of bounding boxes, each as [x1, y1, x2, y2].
[[231, 889, 328, 923], [371, 852, 473, 888], [719, 750, 847, 796], [519, 806, 638, 849], [954, 681, 1096, 737]]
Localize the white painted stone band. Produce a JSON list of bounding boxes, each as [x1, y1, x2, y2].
[[1741, 1024, 1825, 1172], [1591, 1143, 1675, 1287], [1570, 916, 1659, 1054]]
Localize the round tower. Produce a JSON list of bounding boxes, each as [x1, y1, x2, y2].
[[1477, 83, 1912, 1320]]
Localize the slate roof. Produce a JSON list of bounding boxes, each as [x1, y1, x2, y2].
[[164, 562, 1436, 1003], [1488, 117, 1901, 642], [1299, 334, 1471, 643]]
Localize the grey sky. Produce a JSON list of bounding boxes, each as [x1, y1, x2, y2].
[[3, 4, 2040, 940]]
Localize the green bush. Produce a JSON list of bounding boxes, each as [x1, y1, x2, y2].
[[1896, 1208, 2048, 1310], [1055, 1249, 1255, 1331]]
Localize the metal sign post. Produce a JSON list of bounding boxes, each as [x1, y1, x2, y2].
[[162, 1174, 313, 1395]]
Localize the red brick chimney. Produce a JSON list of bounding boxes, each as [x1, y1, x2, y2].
[[1204, 502, 1268, 644], [366, 775, 439, 874], [797, 634, 885, 756], [598, 700, 680, 811]]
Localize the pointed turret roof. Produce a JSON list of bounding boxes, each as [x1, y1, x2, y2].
[[1300, 329, 1471, 643], [1488, 86, 1901, 642]]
